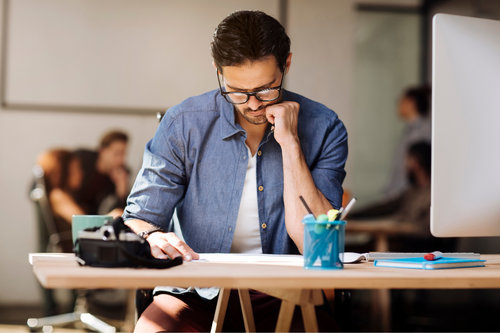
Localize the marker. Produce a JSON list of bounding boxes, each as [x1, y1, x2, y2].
[[424, 251, 443, 261], [339, 198, 357, 220], [334, 207, 344, 221]]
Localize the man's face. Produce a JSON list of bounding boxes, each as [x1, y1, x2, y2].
[[220, 57, 284, 126], [100, 140, 127, 171]]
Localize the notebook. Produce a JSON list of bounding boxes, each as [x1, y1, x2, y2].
[[373, 257, 486, 270]]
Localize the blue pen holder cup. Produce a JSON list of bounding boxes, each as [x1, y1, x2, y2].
[[302, 217, 346, 269]]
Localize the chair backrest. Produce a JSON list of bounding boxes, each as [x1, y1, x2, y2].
[[30, 165, 65, 252], [157, 112, 164, 123]]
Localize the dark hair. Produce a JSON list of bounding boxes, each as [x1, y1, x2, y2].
[[211, 10, 290, 73], [36, 149, 77, 194], [408, 142, 432, 177], [404, 85, 431, 117], [99, 130, 128, 149]]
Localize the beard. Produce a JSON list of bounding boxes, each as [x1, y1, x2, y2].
[[234, 96, 283, 126], [235, 104, 269, 125]]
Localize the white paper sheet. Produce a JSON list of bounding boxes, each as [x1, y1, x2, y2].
[[195, 253, 304, 266]]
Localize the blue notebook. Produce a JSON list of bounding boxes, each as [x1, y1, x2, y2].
[[374, 257, 486, 270]]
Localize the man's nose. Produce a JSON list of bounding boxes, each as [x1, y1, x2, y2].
[[247, 95, 263, 111]]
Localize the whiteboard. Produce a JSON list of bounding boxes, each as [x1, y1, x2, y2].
[[3, 0, 279, 113]]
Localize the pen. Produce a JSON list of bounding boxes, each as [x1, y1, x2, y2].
[[424, 251, 443, 261], [299, 196, 315, 219], [339, 198, 357, 220]]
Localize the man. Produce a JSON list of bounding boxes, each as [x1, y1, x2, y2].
[[124, 10, 348, 332], [74, 130, 130, 215]]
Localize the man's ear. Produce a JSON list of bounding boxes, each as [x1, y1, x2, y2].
[[285, 53, 292, 75], [212, 61, 221, 75]]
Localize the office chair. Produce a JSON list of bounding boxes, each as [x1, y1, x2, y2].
[[28, 165, 121, 333]]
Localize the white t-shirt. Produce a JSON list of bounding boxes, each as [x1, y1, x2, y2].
[[230, 146, 263, 254]]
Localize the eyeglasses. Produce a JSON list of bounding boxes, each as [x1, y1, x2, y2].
[[216, 68, 285, 105]]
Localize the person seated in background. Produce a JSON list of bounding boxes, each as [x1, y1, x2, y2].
[[36, 149, 86, 253], [36, 148, 124, 252], [74, 130, 130, 215], [349, 142, 432, 238], [383, 85, 432, 199]]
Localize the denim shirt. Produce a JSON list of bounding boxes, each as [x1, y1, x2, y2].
[[124, 89, 348, 255]]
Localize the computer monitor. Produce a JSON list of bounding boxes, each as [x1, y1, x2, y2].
[[431, 14, 500, 237]]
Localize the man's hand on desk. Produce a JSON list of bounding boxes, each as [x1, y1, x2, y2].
[[146, 232, 199, 262], [124, 219, 199, 261]]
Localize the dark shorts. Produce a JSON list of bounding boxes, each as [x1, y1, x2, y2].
[[150, 289, 339, 332]]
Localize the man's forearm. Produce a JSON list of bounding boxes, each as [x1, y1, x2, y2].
[[281, 141, 333, 253]]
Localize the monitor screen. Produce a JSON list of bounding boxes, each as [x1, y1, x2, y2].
[[431, 14, 500, 237]]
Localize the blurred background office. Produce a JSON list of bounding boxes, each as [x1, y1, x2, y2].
[[1, 0, 500, 331]]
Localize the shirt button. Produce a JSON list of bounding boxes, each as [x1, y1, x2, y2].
[[229, 227, 232, 232], [258, 186, 264, 192], [258, 150, 262, 156], [262, 223, 267, 229]]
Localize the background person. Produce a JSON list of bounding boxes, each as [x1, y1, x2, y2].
[[383, 85, 432, 199], [74, 130, 130, 216], [36, 149, 85, 253], [124, 10, 348, 332]]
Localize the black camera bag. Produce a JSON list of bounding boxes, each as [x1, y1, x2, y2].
[[75, 216, 183, 269]]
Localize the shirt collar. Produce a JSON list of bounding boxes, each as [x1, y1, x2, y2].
[[218, 91, 245, 140]]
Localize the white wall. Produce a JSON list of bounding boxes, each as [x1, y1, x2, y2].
[[4, 0, 277, 110]]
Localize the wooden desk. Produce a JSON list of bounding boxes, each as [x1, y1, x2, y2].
[[31, 253, 500, 331]]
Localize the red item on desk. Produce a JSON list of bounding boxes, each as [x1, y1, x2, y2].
[[424, 251, 443, 261]]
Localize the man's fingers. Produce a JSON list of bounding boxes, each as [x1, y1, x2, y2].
[[165, 233, 200, 261], [147, 232, 199, 261], [151, 240, 183, 259], [150, 244, 171, 259]]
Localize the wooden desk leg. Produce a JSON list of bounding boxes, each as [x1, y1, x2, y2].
[[275, 300, 295, 333], [375, 233, 389, 252], [379, 288, 391, 332], [211, 288, 230, 333], [301, 304, 319, 333], [238, 289, 256, 333]]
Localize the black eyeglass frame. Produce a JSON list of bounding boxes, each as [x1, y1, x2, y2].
[[216, 67, 285, 105]]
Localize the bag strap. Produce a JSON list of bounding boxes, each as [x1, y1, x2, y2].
[[111, 217, 183, 269]]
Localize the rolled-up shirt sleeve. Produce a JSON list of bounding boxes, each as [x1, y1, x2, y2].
[[309, 114, 348, 210], [123, 109, 186, 230]]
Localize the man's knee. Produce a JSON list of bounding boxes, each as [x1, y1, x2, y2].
[[134, 294, 189, 332]]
